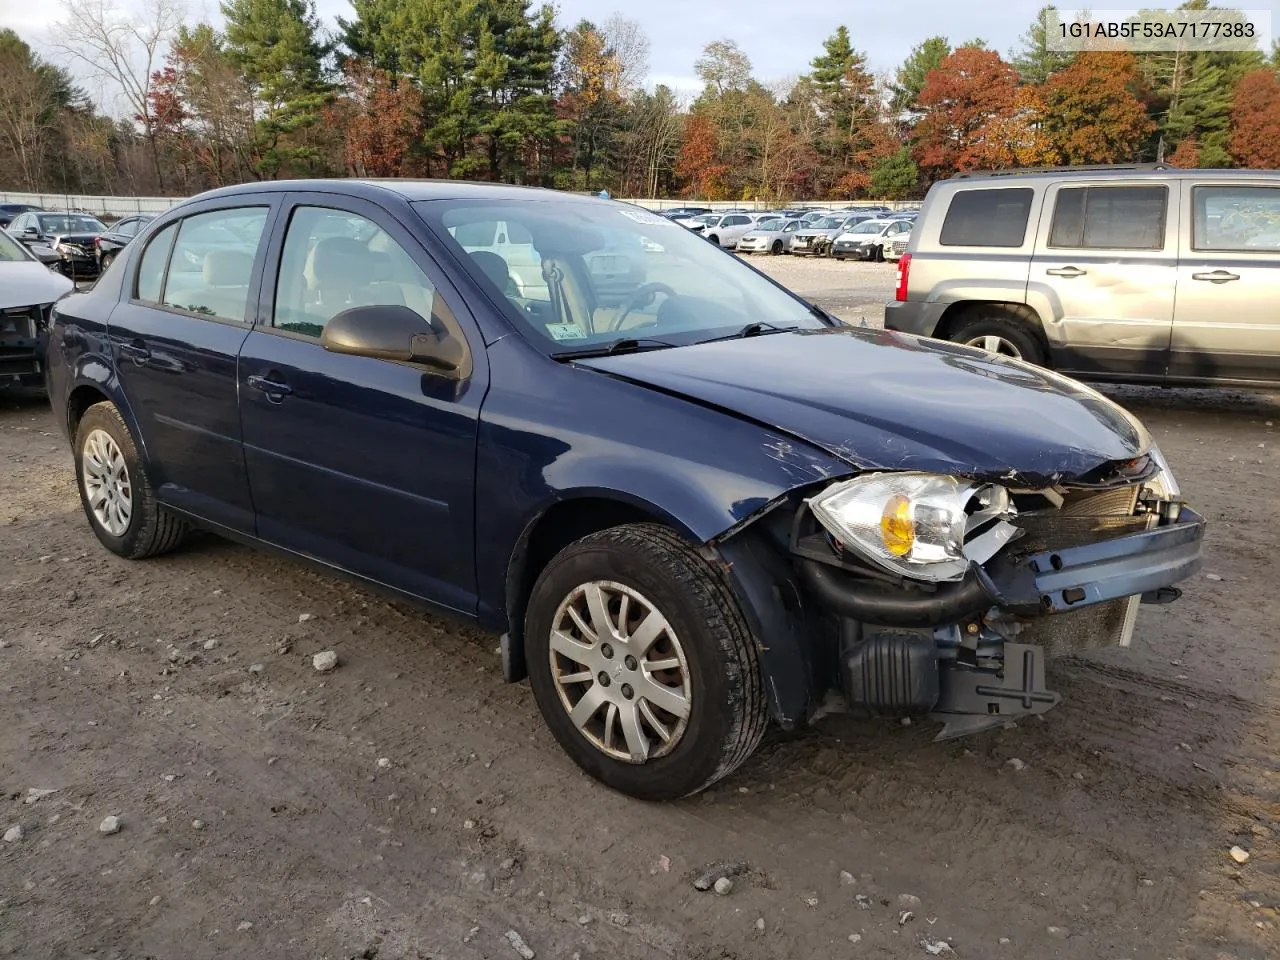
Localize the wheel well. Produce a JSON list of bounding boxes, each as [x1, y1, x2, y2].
[[934, 301, 1046, 347], [66, 384, 109, 437], [505, 498, 676, 644]]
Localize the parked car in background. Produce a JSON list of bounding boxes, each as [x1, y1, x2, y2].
[[0, 203, 42, 229], [832, 218, 913, 262], [661, 207, 712, 220], [791, 213, 875, 257], [45, 178, 1202, 802], [95, 214, 155, 271], [885, 224, 913, 261], [6, 211, 108, 281], [693, 212, 756, 249], [797, 210, 831, 223], [0, 228, 73, 390], [736, 217, 804, 255], [885, 164, 1280, 385]]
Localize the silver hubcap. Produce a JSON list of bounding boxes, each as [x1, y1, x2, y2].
[[82, 429, 132, 537], [965, 334, 1023, 359], [549, 581, 691, 764]]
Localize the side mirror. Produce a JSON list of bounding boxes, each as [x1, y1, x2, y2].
[[22, 227, 37, 238], [320, 304, 467, 378]]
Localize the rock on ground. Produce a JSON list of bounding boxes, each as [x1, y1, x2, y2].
[[312, 650, 338, 672]]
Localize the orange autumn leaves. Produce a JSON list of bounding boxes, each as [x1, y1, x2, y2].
[[914, 47, 1153, 177]]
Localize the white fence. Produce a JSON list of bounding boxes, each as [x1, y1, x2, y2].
[[1, 188, 918, 219]]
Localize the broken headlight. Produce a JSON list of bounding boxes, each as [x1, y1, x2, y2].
[[807, 472, 1017, 583]]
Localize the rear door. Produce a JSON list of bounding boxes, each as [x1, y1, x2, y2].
[[1171, 180, 1280, 383], [107, 198, 278, 532], [1030, 181, 1176, 378]]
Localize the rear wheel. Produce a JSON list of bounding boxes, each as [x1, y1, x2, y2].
[[950, 311, 1047, 366], [74, 402, 190, 559], [525, 523, 768, 801]]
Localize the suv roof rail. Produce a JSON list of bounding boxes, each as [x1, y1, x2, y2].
[[949, 163, 1177, 179]]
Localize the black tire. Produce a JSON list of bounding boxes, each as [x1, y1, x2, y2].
[[525, 523, 768, 801], [950, 311, 1048, 366], [99, 251, 115, 271], [707, 234, 720, 246], [770, 239, 783, 255], [874, 244, 885, 262], [73, 401, 190, 559]]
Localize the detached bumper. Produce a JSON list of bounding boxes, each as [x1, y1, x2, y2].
[[986, 507, 1205, 614]]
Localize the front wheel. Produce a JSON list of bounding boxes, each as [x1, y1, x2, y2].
[[74, 401, 190, 559], [707, 234, 720, 246], [770, 239, 783, 255], [99, 251, 115, 271], [525, 523, 768, 801]]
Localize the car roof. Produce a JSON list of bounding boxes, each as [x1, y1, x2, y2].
[[944, 165, 1280, 186], [188, 178, 607, 206]]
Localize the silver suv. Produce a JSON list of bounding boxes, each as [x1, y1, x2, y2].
[[885, 165, 1280, 386]]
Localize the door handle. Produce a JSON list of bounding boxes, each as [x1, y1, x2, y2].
[[1191, 270, 1240, 283], [246, 373, 293, 400], [1045, 266, 1087, 278], [119, 341, 150, 364]]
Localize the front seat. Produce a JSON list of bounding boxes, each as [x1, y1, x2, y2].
[[304, 237, 404, 319], [469, 250, 518, 297], [541, 255, 599, 335]]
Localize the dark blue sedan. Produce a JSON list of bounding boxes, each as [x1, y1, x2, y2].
[[45, 180, 1204, 800]]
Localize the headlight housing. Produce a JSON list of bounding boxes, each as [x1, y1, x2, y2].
[[808, 472, 1016, 583], [1145, 444, 1180, 499]]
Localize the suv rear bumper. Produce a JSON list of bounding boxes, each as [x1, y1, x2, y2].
[[883, 300, 945, 338]]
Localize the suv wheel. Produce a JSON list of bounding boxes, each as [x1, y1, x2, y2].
[[74, 401, 190, 559], [951, 313, 1047, 366], [525, 523, 768, 801]]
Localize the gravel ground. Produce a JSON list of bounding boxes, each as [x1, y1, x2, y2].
[[2, 257, 1279, 960]]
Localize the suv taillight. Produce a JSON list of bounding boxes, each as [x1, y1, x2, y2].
[[894, 252, 911, 302]]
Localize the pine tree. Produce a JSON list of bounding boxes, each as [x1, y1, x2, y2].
[[869, 147, 918, 199], [221, 0, 331, 177], [1011, 5, 1071, 83], [891, 36, 950, 117]]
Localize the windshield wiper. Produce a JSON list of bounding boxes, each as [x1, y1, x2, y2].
[[696, 321, 796, 344], [551, 337, 680, 360]]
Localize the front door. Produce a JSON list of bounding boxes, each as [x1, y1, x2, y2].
[[1171, 181, 1280, 383], [107, 200, 277, 532], [1030, 182, 1177, 378], [237, 195, 487, 612]]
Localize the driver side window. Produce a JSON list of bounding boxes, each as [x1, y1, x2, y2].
[[273, 206, 451, 343]]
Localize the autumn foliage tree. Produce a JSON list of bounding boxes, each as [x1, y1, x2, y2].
[[334, 58, 424, 176], [1230, 69, 1280, 168], [912, 47, 1020, 176], [1038, 52, 1152, 165], [675, 113, 728, 199]]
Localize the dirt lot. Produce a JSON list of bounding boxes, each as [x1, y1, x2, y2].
[[2, 258, 1279, 960]]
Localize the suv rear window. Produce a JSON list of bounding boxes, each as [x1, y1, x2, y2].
[[939, 188, 1033, 247], [1049, 186, 1167, 250]]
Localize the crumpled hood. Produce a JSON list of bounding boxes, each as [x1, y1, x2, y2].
[[577, 327, 1151, 486], [0, 261, 73, 309]]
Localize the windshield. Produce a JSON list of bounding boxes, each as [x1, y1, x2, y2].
[[850, 221, 883, 235], [417, 199, 826, 354], [0, 230, 31, 261], [38, 214, 106, 234], [811, 217, 843, 229]]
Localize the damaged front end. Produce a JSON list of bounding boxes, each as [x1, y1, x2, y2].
[[727, 450, 1204, 739]]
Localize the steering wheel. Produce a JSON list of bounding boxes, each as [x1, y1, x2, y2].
[[607, 282, 678, 331]]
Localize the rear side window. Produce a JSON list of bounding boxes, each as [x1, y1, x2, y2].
[[1049, 186, 1167, 250], [135, 223, 177, 303], [161, 208, 267, 322], [939, 188, 1034, 247]]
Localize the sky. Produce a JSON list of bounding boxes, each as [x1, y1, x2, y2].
[[4, 0, 1280, 112]]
